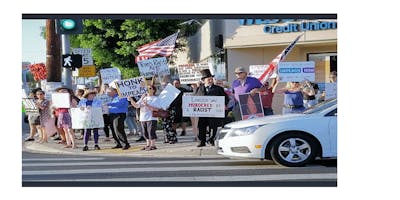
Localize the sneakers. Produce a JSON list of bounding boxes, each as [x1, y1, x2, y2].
[[83, 146, 89, 151], [94, 145, 101, 150], [24, 137, 34, 142]]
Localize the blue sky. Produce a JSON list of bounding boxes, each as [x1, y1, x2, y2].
[[22, 19, 46, 64]]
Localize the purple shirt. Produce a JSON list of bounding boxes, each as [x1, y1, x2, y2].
[[232, 76, 262, 101]]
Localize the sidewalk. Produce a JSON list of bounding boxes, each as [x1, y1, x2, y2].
[[22, 127, 222, 158]]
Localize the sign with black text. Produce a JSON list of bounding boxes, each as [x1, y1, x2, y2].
[[137, 57, 169, 77], [114, 77, 147, 98], [182, 96, 225, 118], [177, 63, 210, 84], [100, 68, 121, 84]]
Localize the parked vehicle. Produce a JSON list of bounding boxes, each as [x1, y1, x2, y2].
[[217, 98, 337, 167]]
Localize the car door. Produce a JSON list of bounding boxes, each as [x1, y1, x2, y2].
[[326, 108, 337, 156]]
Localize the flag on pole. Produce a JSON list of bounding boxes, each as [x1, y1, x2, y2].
[[135, 32, 179, 63], [258, 34, 303, 84]]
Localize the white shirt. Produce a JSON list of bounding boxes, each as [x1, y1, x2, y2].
[[136, 95, 159, 122]]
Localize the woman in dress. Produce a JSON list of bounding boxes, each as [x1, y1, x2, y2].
[[35, 90, 52, 143]]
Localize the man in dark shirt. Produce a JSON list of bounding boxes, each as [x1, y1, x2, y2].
[[171, 79, 190, 136]]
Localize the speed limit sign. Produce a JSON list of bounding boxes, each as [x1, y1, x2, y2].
[[72, 48, 93, 66]]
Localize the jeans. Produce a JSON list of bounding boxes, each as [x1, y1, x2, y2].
[[125, 111, 138, 133]]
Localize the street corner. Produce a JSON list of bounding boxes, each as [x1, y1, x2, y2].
[[91, 145, 143, 154]]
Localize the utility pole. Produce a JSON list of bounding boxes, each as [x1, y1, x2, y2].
[[45, 19, 62, 82], [61, 34, 72, 88]]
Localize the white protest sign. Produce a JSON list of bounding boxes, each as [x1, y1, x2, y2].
[[278, 61, 315, 82], [95, 94, 113, 114], [182, 96, 225, 118], [153, 84, 181, 110], [44, 82, 63, 100], [72, 48, 93, 66], [137, 57, 169, 77], [249, 65, 269, 79], [51, 93, 70, 108], [115, 77, 147, 98], [22, 98, 40, 115], [70, 107, 104, 129], [100, 68, 121, 84], [210, 62, 226, 80], [325, 83, 337, 99], [177, 63, 210, 84]]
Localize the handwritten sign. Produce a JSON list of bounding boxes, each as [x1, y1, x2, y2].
[[238, 93, 264, 120], [182, 96, 225, 118], [100, 68, 121, 84], [72, 65, 96, 77], [278, 61, 315, 82], [114, 76, 147, 98], [153, 84, 181, 110], [249, 65, 269, 79], [71, 107, 104, 129], [22, 98, 39, 115], [137, 57, 169, 77], [51, 93, 70, 108], [177, 63, 210, 84]]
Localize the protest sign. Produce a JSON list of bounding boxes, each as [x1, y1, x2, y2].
[[177, 63, 210, 84], [51, 93, 70, 108], [70, 107, 104, 129], [153, 84, 181, 110], [209, 62, 226, 80], [325, 83, 337, 99], [137, 57, 169, 77], [249, 65, 269, 79], [182, 96, 225, 118], [95, 94, 113, 114], [278, 61, 315, 82], [238, 93, 264, 120], [100, 68, 121, 84], [114, 76, 147, 98], [22, 98, 39, 115]]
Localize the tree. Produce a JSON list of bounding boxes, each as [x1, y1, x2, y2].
[[69, 19, 183, 79]]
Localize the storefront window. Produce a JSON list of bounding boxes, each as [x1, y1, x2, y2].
[[307, 53, 337, 83]]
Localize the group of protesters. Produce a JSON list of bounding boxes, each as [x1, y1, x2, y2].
[[23, 67, 337, 149]]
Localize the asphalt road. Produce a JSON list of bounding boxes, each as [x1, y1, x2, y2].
[[22, 151, 336, 187]]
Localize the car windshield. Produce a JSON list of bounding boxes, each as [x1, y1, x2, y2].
[[303, 98, 337, 114]]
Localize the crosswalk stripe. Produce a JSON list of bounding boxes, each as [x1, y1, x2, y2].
[[22, 159, 268, 167], [22, 157, 104, 162], [25, 173, 337, 182], [23, 165, 282, 175]]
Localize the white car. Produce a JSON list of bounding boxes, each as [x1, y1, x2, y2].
[[217, 98, 337, 167]]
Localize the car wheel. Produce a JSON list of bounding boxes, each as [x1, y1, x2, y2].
[[270, 133, 318, 167]]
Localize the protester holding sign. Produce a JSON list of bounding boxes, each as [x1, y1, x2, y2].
[[107, 87, 130, 150], [129, 85, 160, 151], [24, 88, 41, 142], [194, 69, 228, 147], [53, 86, 78, 148], [275, 78, 306, 114], [78, 91, 103, 151]]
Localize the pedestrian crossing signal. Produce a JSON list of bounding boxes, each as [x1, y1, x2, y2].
[[62, 54, 82, 70], [57, 19, 83, 35]]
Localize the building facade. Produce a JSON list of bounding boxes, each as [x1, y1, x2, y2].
[[175, 18, 337, 114]]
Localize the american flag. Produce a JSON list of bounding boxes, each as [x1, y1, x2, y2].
[[258, 34, 303, 84], [135, 32, 179, 63]]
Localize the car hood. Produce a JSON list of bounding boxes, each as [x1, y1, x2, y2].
[[225, 114, 307, 129]]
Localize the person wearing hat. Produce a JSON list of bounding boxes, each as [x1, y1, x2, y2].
[[231, 66, 263, 120], [78, 90, 103, 151], [53, 86, 79, 148], [106, 86, 131, 150], [194, 69, 229, 147]]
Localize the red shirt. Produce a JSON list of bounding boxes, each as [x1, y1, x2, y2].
[[260, 88, 274, 108]]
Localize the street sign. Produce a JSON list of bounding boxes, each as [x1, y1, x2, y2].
[[62, 54, 82, 69], [72, 48, 93, 66], [72, 65, 96, 77]]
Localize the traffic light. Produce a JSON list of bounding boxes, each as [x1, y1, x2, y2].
[[57, 19, 83, 35], [62, 54, 83, 70]]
